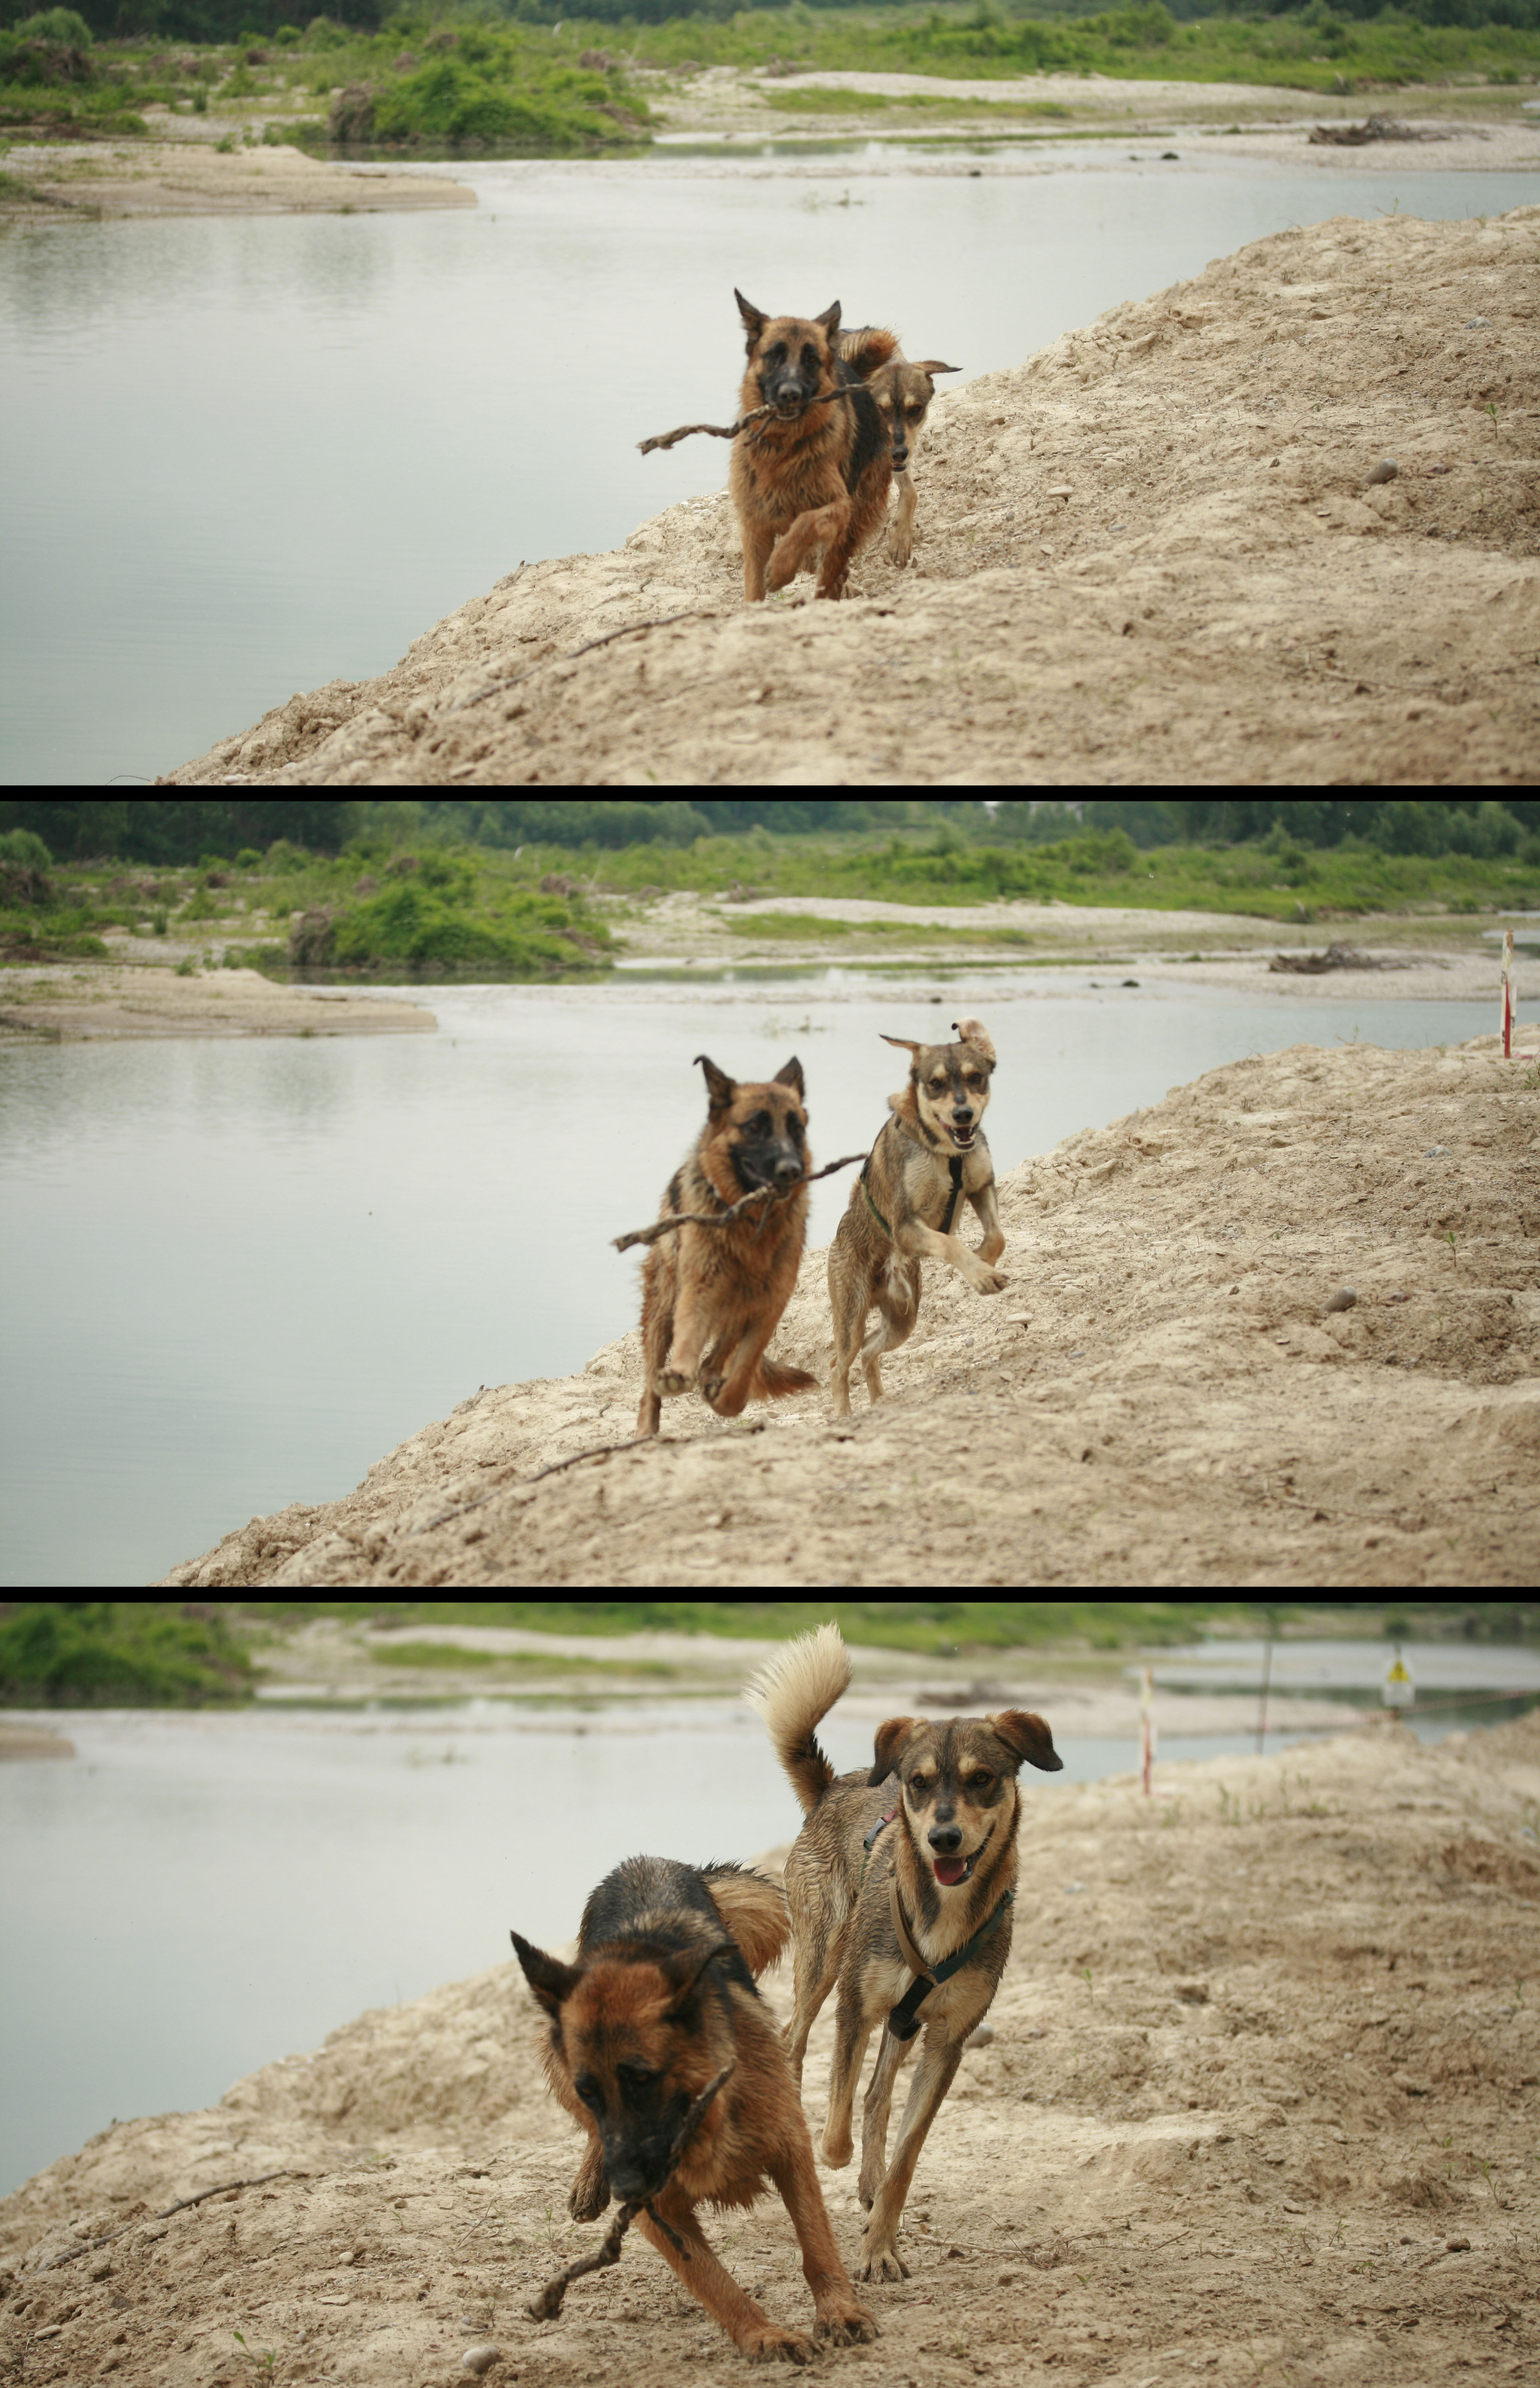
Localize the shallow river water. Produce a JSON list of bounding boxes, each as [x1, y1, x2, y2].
[[2, 153, 1536, 784], [0, 969, 1498, 1589]]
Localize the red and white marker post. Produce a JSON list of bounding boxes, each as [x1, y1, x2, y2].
[[1502, 928, 1515, 1061]]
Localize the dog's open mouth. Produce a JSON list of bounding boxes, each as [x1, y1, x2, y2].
[[932, 1853, 975, 1888], [949, 1123, 977, 1150]]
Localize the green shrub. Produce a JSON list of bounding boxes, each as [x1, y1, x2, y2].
[[0, 825, 52, 868], [0, 1602, 255, 1707], [234, 847, 262, 869]]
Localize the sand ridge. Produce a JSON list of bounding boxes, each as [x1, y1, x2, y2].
[[2, 1710, 1537, 2388], [159, 1028, 1539, 1592], [162, 204, 1540, 789]]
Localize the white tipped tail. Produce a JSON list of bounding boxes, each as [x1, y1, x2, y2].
[[743, 1621, 853, 1814]]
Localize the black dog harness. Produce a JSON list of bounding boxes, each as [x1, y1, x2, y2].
[[861, 1811, 1014, 2043], [861, 1142, 965, 1242]]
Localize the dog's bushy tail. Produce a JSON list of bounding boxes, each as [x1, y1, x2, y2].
[[753, 1356, 818, 1401], [743, 1621, 851, 1814], [701, 1862, 791, 1977]]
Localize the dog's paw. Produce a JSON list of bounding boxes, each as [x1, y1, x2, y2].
[[743, 2326, 818, 2366], [820, 2127, 854, 2169], [816, 2303, 880, 2346], [654, 1366, 695, 1398], [569, 2179, 610, 2224], [857, 2240, 910, 2285], [969, 1267, 1009, 1297]]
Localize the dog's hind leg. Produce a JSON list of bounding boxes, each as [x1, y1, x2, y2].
[[856, 2022, 910, 2210], [821, 1974, 878, 2169], [783, 1935, 841, 2090], [639, 2189, 816, 2363], [856, 2031, 966, 2283], [637, 1243, 673, 1435], [859, 1256, 921, 1407]]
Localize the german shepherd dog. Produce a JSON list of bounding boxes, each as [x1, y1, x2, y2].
[[637, 1053, 818, 1436], [827, 1018, 1006, 1420], [746, 1625, 1062, 2282], [835, 330, 961, 567], [512, 1854, 879, 2361], [730, 293, 898, 602]]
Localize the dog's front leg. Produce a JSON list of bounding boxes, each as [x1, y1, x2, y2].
[[888, 473, 917, 568], [639, 2189, 816, 2364], [699, 1315, 767, 1418], [966, 1176, 1006, 1269], [894, 1216, 1007, 1299], [742, 518, 775, 604], [857, 2021, 909, 2210], [654, 1236, 714, 1398], [857, 2033, 965, 2283], [766, 2142, 879, 2347]]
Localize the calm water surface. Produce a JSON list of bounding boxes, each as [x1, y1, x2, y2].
[[0, 974, 1497, 1589], [0, 1678, 1507, 2196], [2, 156, 1535, 784]]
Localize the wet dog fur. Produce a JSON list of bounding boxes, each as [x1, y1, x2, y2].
[[729, 293, 898, 602], [835, 330, 961, 566], [512, 1854, 879, 2362], [745, 1626, 1062, 2282], [637, 1052, 818, 1436], [827, 1017, 1006, 1420]]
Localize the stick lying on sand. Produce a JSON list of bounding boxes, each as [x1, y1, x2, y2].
[[612, 1153, 867, 1252], [527, 2064, 736, 2322]]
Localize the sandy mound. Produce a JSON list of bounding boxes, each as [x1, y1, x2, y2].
[[160, 1029, 1539, 1591], [0, 140, 473, 219], [0, 966, 433, 1043], [4, 1712, 1537, 2388], [162, 204, 1540, 789]]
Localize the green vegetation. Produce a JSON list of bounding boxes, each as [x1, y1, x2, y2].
[[5, 802, 1538, 943], [607, 3, 1540, 97], [377, 1639, 678, 1673], [0, 1603, 257, 1706]]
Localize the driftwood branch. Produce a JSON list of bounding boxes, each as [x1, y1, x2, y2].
[[613, 1153, 867, 1254], [527, 2064, 735, 2323], [639, 388, 854, 457], [40, 2172, 292, 2271]]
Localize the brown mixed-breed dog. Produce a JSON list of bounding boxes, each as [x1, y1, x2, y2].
[[827, 1016, 1006, 1419], [747, 1625, 1063, 2283], [835, 329, 961, 567], [730, 292, 897, 602], [636, 1052, 818, 1436], [512, 1854, 879, 2362]]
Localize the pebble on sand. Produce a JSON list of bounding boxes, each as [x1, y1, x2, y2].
[[1365, 459, 1399, 485], [1323, 1287, 1359, 1312], [461, 2348, 502, 2376]]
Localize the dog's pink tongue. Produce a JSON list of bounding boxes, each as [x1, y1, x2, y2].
[[934, 1856, 968, 1887]]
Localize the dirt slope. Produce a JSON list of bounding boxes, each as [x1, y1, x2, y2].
[[159, 1029, 1540, 1592], [4, 1712, 1537, 2388], [162, 204, 1540, 790]]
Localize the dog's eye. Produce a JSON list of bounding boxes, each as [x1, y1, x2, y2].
[[907, 1774, 932, 1798], [574, 2073, 604, 2113], [906, 405, 925, 421], [802, 344, 819, 377], [968, 1771, 993, 1792], [617, 2062, 658, 2093], [749, 1111, 771, 1136]]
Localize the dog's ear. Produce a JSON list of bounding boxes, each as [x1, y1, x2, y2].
[[869, 1714, 923, 1786], [912, 360, 962, 377], [511, 1929, 583, 2017], [773, 1055, 805, 1102], [694, 1053, 736, 1114], [815, 299, 842, 342], [986, 1710, 1064, 1775], [879, 1033, 922, 1062], [658, 1941, 735, 2014], [952, 1018, 996, 1067], [735, 288, 768, 349]]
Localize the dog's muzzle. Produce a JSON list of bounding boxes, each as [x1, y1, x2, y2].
[[949, 1115, 977, 1151]]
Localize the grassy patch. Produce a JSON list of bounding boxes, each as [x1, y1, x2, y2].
[[723, 911, 1037, 944], [761, 85, 1073, 115], [539, 830, 1540, 923], [374, 1640, 677, 1675], [0, 1602, 256, 1707]]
